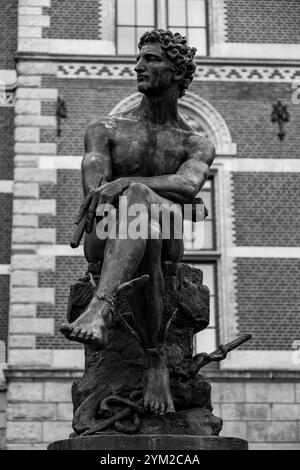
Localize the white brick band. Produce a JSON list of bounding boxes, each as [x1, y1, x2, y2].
[[38, 156, 300, 172], [229, 247, 300, 258], [223, 350, 300, 371], [0, 265, 10, 275], [0, 181, 13, 193]]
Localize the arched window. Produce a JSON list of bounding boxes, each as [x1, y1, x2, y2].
[[116, 0, 208, 55]]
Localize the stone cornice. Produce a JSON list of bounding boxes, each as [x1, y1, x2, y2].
[[15, 52, 300, 67], [15, 53, 300, 83], [4, 367, 300, 381]]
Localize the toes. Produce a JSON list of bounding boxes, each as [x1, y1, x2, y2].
[[150, 400, 156, 412], [143, 397, 150, 410], [69, 327, 80, 339], [166, 402, 175, 414], [76, 329, 88, 341], [159, 403, 166, 415], [153, 401, 160, 414], [83, 331, 93, 342], [60, 323, 70, 336]]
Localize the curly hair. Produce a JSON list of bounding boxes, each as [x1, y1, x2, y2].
[[138, 28, 197, 98]]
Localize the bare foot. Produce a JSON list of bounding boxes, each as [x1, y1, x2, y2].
[[143, 351, 175, 415], [60, 296, 113, 350]]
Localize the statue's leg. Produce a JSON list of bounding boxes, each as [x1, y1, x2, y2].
[[139, 229, 174, 415], [61, 182, 152, 348], [123, 193, 183, 415]]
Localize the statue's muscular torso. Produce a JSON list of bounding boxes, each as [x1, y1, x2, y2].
[[83, 109, 214, 263], [101, 111, 204, 179]]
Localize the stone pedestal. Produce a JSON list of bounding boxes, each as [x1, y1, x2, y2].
[[48, 434, 248, 450], [49, 261, 250, 451]]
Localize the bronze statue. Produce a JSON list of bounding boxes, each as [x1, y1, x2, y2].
[[61, 29, 215, 416], [50, 29, 253, 451]]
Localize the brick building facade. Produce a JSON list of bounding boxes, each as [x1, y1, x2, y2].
[[0, 0, 300, 450]]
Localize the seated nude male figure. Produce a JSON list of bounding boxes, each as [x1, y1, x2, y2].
[[61, 29, 215, 415]]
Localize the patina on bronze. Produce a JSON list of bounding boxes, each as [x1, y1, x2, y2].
[[55, 29, 251, 450]]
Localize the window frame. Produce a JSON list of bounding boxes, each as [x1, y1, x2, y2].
[[166, 0, 209, 56], [115, 0, 210, 56], [182, 172, 220, 362]]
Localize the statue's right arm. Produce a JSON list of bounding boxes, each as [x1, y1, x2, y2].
[[81, 121, 113, 197]]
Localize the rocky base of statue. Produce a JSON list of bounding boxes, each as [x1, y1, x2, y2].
[[48, 434, 248, 450], [50, 261, 251, 450]]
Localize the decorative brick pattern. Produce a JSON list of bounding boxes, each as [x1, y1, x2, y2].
[[49, 0, 100, 40], [235, 258, 300, 350], [225, 0, 300, 44], [233, 173, 300, 247], [0, 0, 18, 69], [57, 63, 300, 83]]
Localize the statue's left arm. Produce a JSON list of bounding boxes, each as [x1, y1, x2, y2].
[[98, 135, 215, 204]]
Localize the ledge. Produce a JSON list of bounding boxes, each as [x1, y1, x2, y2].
[[183, 251, 221, 262], [3, 367, 300, 382], [4, 367, 83, 380], [15, 53, 300, 67], [204, 369, 300, 381]]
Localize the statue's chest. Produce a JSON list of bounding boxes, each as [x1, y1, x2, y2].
[[112, 127, 186, 176]]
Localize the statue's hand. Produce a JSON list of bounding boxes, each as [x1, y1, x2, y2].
[[96, 178, 130, 200], [75, 178, 130, 234]]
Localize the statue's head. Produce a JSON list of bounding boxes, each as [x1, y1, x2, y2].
[[135, 28, 197, 98]]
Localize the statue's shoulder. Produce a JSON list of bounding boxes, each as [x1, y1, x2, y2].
[[109, 106, 140, 123], [178, 116, 215, 164], [85, 116, 120, 141], [188, 130, 215, 154]]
